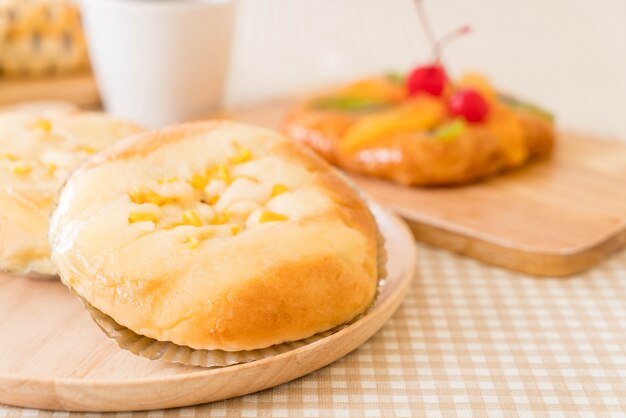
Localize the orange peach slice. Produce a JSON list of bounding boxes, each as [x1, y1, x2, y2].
[[340, 96, 446, 152], [458, 72, 497, 102], [334, 77, 407, 103]]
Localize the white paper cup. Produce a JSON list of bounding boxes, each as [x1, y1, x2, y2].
[[82, 0, 237, 128]]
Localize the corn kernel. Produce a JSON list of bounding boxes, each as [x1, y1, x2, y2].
[[207, 164, 231, 184], [188, 173, 208, 190], [205, 195, 219, 205], [230, 225, 242, 235], [181, 209, 203, 227], [230, 147, 252, 164], [271, 184, 288, 197], [10, 161, 31, 175], [211, 211, 230, 225], [33, 118, 52, 133], [259, 211, 288, 223], [1, 153, 19, 161], [128, 186, 171, 205], [217, 164, 231, 184], [158, 176, 179, 185], [47, 162, 58, 175], [78, 145, 96, 155], [198, 229, 215, 240], [128, 212, 159, 224], [183, 236, 200, 249]]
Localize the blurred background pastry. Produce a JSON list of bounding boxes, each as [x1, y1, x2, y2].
[[0, 0, 88, 77], [0, 108, 141, 275]]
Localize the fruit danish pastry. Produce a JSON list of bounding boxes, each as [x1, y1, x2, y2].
[[284, 0, 555, 186], [284, 71, 555, 186]]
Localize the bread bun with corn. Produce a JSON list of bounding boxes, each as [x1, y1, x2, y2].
[[0, 110, 142, 275], [49, 121, 379, 351]]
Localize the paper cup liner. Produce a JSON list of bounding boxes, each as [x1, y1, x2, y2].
[[78, 199, 387, 368], [82, 296, 372, 368]]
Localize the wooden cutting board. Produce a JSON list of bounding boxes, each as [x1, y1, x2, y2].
[[0, 205, 415, 412], [0, 72, 100, 108], [231, 98, 626, 277]]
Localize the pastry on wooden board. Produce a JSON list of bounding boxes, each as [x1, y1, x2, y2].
[[0, 110, 142, 275], [0, 0, 89, 77], [49, 121, 379, 351], [284, 2, 555, 186], [284, 72, 555, 186]]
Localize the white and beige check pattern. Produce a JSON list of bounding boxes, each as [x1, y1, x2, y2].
[[2, 242, 625, 417]]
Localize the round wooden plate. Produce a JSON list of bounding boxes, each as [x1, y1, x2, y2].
[[0, 204, 415, 412]]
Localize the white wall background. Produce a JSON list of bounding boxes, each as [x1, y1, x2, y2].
[[224, 0, 626, 140]]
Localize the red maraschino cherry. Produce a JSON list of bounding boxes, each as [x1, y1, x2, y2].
[[406, 64, 447, 97], [448, 88, 489, 123], [407, 1, 472, 98]]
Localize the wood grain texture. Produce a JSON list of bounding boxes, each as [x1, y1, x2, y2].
[[0, 204, 415, 412], [0, 73, 100, 107], [231, 98, 626, 276]]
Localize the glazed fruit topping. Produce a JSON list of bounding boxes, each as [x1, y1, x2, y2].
[[314, 96, 389, 112], [448, 89, 490, 123], [406, 64, 447, 97], [432, 118, 467, 141]]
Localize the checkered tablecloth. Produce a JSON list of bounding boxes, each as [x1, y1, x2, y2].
[[2, 242, 625, 417]]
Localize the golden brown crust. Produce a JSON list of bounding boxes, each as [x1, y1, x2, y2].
[[517, 111, 556, 158], [283, 84, 556, 186], [82, 121, 222, 168], [283, 108, 355, 164], [167, 255, 375, 350], [329, 127, 501, 186], [271, 138, 379, 243], [51, 121, 378, 351]]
